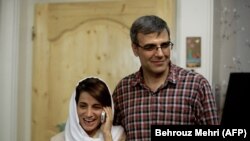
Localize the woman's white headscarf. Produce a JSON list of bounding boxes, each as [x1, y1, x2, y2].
[[64, 77, 123, 141]]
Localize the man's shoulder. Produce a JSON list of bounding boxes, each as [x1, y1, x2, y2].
[[172, 64, 207, 81], [113, 72, 138, 95], [117, 72, 137, 84], [172, 64, 194, 76]]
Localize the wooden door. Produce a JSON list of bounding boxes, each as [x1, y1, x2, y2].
[[32, 1, 175, 141]]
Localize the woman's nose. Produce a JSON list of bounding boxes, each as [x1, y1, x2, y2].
[[86, 108, 93, 117]]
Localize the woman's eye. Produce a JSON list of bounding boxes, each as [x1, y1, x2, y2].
[[80, 105, 86, 108], [78, 104, 87, 108], [93, 106, 102, 109]]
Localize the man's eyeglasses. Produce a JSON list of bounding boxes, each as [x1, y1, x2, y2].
[[136, 41, 174, 51]]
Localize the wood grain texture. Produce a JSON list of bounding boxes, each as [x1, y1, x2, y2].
[[32, 1, 175, 141]]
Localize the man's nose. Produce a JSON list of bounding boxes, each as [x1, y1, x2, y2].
[[155, 47, 164, 56]]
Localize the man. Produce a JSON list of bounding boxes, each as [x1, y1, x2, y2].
[[112, 15, 219, 140]]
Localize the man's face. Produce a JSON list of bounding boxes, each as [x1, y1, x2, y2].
[[132, 29, 171, 75]]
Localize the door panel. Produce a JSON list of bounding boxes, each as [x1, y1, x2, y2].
[[32, 1, 175, 141]]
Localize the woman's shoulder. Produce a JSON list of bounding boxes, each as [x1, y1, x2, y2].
[[111, 125, 126, 141], [112, 125, 124, 132], [50, 131, 65, 141]]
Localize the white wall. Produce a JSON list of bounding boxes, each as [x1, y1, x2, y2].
[[17, 0, 33, 140], [176, 0, 214, 84], [0, 0, 19, 141]]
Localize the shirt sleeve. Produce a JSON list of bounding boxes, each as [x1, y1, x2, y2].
[[112, 87, 122, 126], [196, 77, 219, 125]]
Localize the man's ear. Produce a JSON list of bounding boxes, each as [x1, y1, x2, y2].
[[132, 43, 139, 57]]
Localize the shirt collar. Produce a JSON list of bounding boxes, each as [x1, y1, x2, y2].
[[130, 67, 143, 87], [167, 62, 178, 84], [131, 62, 178, 87]]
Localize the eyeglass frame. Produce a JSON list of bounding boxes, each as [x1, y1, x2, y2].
[[135, 41, 174, 51]]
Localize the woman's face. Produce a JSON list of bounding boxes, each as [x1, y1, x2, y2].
[[77, 91, 103, 136]]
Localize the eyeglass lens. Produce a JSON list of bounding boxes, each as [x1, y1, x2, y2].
[[138, 41, 173, 51]]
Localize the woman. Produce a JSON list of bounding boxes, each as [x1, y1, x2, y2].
[[51, 77, 126, 141]]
